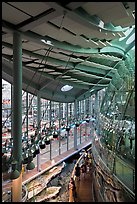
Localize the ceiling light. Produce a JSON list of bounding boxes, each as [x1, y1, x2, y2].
[[41, 39, 54, 46], [99, 40, 106, 46], [117, 33, 122, 37], [61, 85, 73, 92], [90, 89, 94, 92], [90, 39, 99, 46], [99, 20, 104, 28], [126, 33, 135, 44]]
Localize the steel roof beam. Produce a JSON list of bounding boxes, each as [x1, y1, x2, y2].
[[2, 41, 115, 80]]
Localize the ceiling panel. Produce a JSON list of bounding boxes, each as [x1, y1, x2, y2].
[[82, 2, 119, 16], [2, 47, 13, 55], [2, 2, 29, 24], [98, 3, 129, 24], [2, 2, 135, 103], [9, 2, 50, 17]]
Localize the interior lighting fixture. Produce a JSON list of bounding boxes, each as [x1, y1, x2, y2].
[[61, 85, 73, 92], [90, 89, 94, 93], [41, 39, 54, 46], [126, 33, 135, 44], [99, 40, 106, 46], [117, 33, 122, 37], [99, 20, 104, 28], [119, 27, 133, 41], [90, 39, 99, 46]]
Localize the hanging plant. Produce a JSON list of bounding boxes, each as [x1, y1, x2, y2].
[[86, 118, 90, 123], [66, 126, 71, 131], [39, 140, 46, 149], [53, 131, 58, 138], [31, 145, 36, 158], [44, 136, 51, 145], [22, 151, 29, 164], [75, 121, 80, 127], [35, 144, 40, 155]]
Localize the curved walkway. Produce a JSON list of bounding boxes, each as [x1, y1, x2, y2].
[[75, 168, 94, 202]]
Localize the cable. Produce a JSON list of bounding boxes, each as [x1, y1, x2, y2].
[[2, 47, 52, 128]]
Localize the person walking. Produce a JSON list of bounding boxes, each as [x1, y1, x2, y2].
[[75, 164, 81, 181], [81, 162, 87, 178], [69, 177, 77, 201]]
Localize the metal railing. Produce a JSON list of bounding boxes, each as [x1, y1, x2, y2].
[[92, 138, 135, 201]]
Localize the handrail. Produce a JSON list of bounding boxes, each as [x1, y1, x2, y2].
[[22, 184, 28, 202], [92, 140, 135, 201]]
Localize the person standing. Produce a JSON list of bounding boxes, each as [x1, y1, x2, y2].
[[69, 177, 77, 201], [75, 164, 81, 181]]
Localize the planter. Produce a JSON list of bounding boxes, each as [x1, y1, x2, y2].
[[45, 140, 50, 145], [86, 118, 90, 123], [22, 152, 29, 164], [33, 151, 36, 158], [39, 141, 46, 149], [35, 148, 40, 155], [66, 126, 70, 131], [75, 123, 80, 127], [35, 145, 40, 154]]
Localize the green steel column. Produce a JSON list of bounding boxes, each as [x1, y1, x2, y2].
[[80, 100, 82, 144], [26, 92, 28, 139], [84, 99, 86, 118], [95, 91, 100, 135], [89, 95, 92, 137], [37, 92, 41, 172], [95, 91, 98, 117], [11, 85, 13, 139], [49, 101, 52, 160], [12, 31, 22, 202], [59, 102, 61, 155], [82, 100, 84, 119], [89, 96, 92, 116], [66, 103, 69, 150], [74, 100, 78, 150]]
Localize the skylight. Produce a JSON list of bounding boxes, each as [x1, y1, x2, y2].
[[61, 85, 73, 92]]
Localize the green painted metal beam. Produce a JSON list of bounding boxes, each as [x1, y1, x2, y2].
[[40, 88, 75, 103], [74, 7, 128, 32], [2, 41, 115, 79], [2, 20, 128, 56], [2, 60, 40, 91]]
